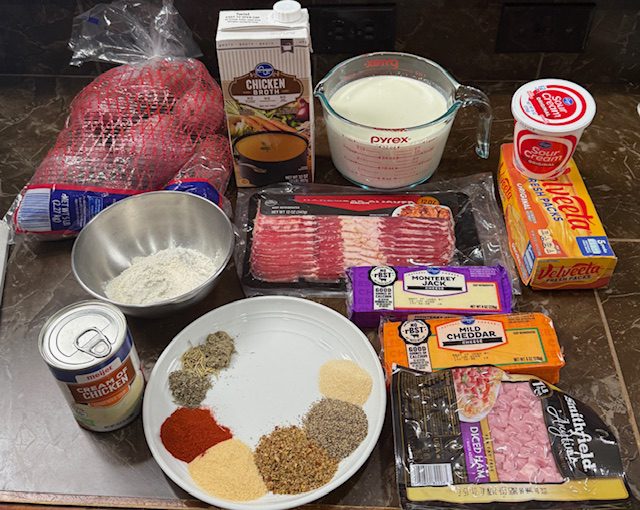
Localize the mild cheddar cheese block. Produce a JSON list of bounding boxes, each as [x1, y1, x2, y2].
[[381, 312, 564, 383], [498, 143, 617, 289]]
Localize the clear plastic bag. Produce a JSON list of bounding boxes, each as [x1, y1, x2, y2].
[[234, 173, 520, 297], [68, 0, 202, 66], [4, 0, 232, 239]]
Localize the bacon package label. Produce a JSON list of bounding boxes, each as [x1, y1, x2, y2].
[[498, 143, 617, 289], [347, 265, 512, 328], [391, 366, 629, 506]]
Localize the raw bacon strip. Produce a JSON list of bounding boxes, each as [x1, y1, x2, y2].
[[249, 203, 456, 283], [487, 383, 563, 483], [317, 216, 344, 281]]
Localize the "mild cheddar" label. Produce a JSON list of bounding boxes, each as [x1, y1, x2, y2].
[[381, 313, 565, 383]]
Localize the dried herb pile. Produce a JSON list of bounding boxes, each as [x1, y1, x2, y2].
[[168, 331, 235, 408]]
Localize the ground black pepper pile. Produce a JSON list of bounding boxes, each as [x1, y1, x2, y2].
[[303, 398, 368, 459]]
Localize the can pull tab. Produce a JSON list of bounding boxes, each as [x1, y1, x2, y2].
[[74, 327, 112, 358]]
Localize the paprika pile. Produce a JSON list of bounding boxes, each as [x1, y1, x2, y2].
[[160, 407, 232, 462]]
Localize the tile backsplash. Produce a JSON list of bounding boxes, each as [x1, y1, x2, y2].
[[1, 0, 638, 84]]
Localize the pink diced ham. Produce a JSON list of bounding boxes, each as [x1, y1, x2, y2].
[[487, 383, 563, 484]]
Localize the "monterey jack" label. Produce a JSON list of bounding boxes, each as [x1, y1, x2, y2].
[[403, 268, 467, 296]]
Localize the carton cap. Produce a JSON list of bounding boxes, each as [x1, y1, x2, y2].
[[273, 1, 303, 23]]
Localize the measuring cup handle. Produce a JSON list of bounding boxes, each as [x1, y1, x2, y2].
[[456, 85, 493, 159]]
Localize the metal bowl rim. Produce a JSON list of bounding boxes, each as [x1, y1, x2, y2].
[[71, 191, 235, 310]]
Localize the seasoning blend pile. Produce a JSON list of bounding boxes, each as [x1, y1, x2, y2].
[[254, 426, 338, 494]]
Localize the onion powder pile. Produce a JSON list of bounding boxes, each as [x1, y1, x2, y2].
[[319, 359, 372, 405]]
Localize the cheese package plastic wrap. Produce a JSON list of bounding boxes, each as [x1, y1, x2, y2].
[[381, 312, 564, 384], [392, 366, 629, 506], [498, 143, 617, 289], [347, 265, 512, 328]]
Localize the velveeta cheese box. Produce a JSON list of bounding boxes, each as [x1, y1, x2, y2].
[[381, 313, 565, 384], [498, 143, 617, 289]]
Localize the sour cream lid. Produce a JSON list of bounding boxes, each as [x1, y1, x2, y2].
[[511, 79, 596, 133]]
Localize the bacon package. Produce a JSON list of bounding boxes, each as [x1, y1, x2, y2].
[[347, 265, 512, 328], [235, 176, 517, 296], [391, 366, 629, 506], [381, 312, 564, 384]]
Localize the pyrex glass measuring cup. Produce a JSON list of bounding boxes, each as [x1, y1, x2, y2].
[[314, 52, 493, 189]]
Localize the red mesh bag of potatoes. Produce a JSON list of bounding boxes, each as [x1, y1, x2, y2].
[[6, 1, 232, 237]]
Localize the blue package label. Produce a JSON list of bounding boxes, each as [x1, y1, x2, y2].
[[17, 187, 134, 233], [523, 243, 536, 277], [17, 183, 221, 234], [164, 180, 220, 205], [577, 236, 615, 257]]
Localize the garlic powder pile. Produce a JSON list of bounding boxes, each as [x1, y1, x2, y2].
[[105, 247, 216, 305], [189, 439, 267, 501]]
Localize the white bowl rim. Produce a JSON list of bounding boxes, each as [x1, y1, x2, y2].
[[71, 190, 235, 310]]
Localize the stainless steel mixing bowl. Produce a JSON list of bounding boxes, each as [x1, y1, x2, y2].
[[72, 191, 235, 318]]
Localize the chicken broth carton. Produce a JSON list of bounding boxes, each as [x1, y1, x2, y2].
[[498, 143, 617, 289], [216, 1, 313, 187]]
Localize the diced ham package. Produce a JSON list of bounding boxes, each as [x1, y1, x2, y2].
[[235, 176, 516, 296], [4, 1, 232, 238], [391, 366, 629, 506]]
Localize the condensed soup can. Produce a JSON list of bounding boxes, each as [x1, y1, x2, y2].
[[511, 79, 596, 180], [39, 300, 144, 432]]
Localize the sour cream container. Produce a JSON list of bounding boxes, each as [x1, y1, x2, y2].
[[511, 79, 596, 180], [39, 300, 144, 432]]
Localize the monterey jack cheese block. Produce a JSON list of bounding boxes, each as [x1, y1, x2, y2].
[[498, 144, 616, 289]]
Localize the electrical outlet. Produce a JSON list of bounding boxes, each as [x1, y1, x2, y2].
[[496, 2, 594, 53], [310, 4, 396, 54]]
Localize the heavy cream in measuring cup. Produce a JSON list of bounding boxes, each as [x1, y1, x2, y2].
[[326, 76, 451, 189]]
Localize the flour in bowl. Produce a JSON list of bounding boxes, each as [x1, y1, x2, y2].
[[105, 247, 216, 305]]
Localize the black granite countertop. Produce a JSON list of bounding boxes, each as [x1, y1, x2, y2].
[[1, 77, 640, 509]]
